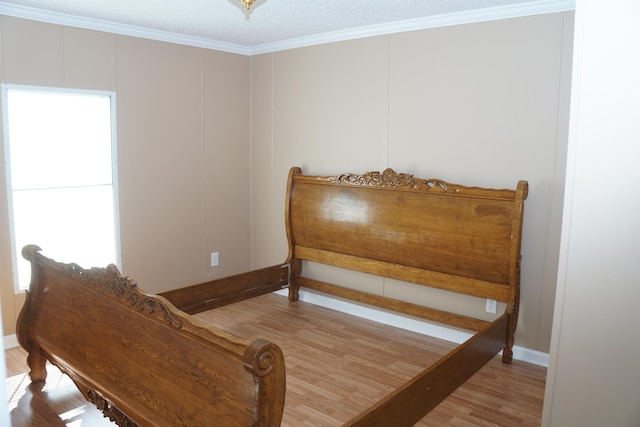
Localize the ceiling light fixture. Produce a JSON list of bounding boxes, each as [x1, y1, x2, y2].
[[238, 0, 256, 10]]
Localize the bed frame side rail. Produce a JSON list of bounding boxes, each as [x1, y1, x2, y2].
[[344, 314, 508, 427], [297, 276, 489, 332], [160, 263, 290, 314]]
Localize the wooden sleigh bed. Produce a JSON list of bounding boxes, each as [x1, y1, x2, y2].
[[17, 166, 528, 427]]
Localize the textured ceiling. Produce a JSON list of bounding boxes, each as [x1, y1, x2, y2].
[[0, 0, 574, 54]]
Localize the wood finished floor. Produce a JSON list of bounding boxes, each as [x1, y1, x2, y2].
[[6, 293, 546, 426]]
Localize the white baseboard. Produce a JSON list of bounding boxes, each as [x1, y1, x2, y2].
[[511, 345, 549, 367], [3, 334, 18, 350], [277, 289, 549, 368], [4, 291, 549, 368]]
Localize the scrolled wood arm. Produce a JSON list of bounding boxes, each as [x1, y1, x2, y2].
[[243, 339, 286, 426]]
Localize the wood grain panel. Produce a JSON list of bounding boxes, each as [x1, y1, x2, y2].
[[31, 265, 257, 427], [16, 247, 286, 427], [295, 246, 511, 301], [290, 182, 515, 284], [298, 276, 489, 330], [160, 264, 290, 313]]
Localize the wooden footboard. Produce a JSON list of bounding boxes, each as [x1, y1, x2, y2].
[[16, 245, 286, 427]]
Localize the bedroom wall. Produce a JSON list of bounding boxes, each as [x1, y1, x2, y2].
[[0, 16, 251, 336], [0, 12, 573, 355], [543, 0, 640, 424], [250, 12, 574, 353]]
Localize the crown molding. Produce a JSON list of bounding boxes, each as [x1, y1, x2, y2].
[[0, 0, 574, 56], [251, 0, 575, 54], [0, 3, 252, 55]]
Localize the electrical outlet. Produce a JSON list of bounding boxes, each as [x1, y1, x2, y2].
[[485, 298, 497, 314], [210, 252, 219, 267]]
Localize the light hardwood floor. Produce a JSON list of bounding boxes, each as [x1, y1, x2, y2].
[[6, 293, 546, 426]]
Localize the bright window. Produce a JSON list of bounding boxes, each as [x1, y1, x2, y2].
[[2, 85, 120, 291]]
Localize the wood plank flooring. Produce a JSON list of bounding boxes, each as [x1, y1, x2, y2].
[[6, 292, 546, 426]]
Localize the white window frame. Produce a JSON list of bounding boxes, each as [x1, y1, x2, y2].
[[2, 84, 121, 292]]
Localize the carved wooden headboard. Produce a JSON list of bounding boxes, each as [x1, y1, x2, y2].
[[284, 167, 528, 360]]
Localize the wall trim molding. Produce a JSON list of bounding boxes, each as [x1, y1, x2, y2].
[[0, 0, 574, 56], [0, 3, 252, 55], [252, 0, 575, 54]]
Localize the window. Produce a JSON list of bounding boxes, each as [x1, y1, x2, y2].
[[2, 85, 120, 291]]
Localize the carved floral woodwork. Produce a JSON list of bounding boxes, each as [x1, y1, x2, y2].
[[87, 390, 138, 427], [330, 168, 460, 193], [22, 245, 183, 329]]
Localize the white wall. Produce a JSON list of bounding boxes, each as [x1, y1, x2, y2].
[[543, 0, 640, 425]]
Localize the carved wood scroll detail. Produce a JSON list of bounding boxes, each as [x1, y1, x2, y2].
[[330, 168, 459, 193], [244, 339, 278, 376], [25, 246, 183, 329], [87, 390, 139, 427]]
